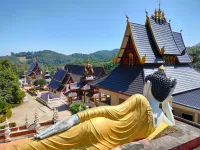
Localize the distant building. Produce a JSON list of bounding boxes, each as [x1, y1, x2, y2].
[[25, 61, 44, 85], [25, 60, 51, 85], [89, 7, 200, 124], [47, 58, 106, 103]]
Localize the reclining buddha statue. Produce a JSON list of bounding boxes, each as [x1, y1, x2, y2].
[[5, 65, 177, 150]]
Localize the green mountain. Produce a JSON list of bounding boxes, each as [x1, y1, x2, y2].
[[0, 49, 118, 76], [10, 49, 118, 65]]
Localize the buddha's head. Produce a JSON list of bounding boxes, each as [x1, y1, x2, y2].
[[143, 65, 177, 102]]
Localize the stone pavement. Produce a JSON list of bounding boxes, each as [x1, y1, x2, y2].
[[0, 92, 71, 126]]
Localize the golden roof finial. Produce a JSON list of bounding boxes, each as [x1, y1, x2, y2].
[[33, 57, 37, 62], [158, 65, 165, 72], [161, 11, 165, 20], [154, 9, 157, 18]]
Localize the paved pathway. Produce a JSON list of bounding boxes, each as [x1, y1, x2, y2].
[[0, 92, 71, 126]]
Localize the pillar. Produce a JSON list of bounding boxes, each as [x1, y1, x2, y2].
[[194, 112, 198, 123]]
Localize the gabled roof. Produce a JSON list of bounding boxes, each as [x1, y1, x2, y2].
[[172, 32, 192, 63], [89, 65, 144, 96], [116, 22, 163, 64], [49, 69, 72, 91], [173, 88, 200, 111], [148, 18, 181, 55], [25, 62, 39, 76], [64, 64, 106, 82], [144, 64, 200, 95]]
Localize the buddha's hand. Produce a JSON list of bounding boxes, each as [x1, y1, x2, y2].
[[34, 114, 80, 139]]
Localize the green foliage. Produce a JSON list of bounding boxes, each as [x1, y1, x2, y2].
[[0, 59, 25, 119], [34, 80, 40, 86], [0, 122, 16, 129], [38, 79, 46, 87], [69, 102, 86, 115], [0, 109, 12, 123], [188, 46, 200, 72]]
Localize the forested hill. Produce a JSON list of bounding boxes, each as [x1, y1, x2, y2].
[[10, 49, 119, 65], [0, 49, 118, 76]]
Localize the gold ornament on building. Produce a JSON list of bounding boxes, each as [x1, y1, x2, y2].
[[158, 65, 165, 72]]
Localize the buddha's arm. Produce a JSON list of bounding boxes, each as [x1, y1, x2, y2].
[[162, 97, 175, 125], [35, 114, 80, 139]]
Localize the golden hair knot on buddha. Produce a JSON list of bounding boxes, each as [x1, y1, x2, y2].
[[4, 66, 177, 150]]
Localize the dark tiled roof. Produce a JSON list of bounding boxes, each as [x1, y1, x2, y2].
[[130, 22, 163, 64], [64, 64, 106, 82], [173, 88, 200, 111], [144, 65, 200, 94], [49, 69, 70, 91], [89, 65, 144, 95], [173, 32, 192, 63], [25, 62, 38, 76], [149, 18, 181, 55]]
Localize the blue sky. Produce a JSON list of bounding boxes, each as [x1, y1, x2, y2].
[[0, 0, 199, 56]]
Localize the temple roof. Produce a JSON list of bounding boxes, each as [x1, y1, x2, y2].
[[130, 22, 163, 63], [49, 69, 72, 91], [148, 18, 181, 55], [89, 65, 144, 95], [25, 62, 39, 76], [173, 32, 192, 63], [64, 64, 106, 82], [144, 65, 200, 95], [173, 88, 200, 111]]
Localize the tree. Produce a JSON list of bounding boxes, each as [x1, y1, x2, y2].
[[34, 80, 40, 87], [69, 102, 86, 115], [38, 79, 46, 87]]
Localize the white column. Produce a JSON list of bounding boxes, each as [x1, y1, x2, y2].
[[4, 117, 11, 142]]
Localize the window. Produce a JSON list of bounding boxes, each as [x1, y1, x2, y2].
[[182, 113, 193, 121]]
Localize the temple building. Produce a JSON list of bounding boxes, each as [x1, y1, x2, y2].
[[48, 69, 74, 100], [25, 60, 44, 85], [47, 58, 106, 103], [89, 7, 200, 124], [25, 60, 51, 85]]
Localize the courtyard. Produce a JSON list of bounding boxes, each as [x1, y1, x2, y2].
[[0, 92, 71, 126]]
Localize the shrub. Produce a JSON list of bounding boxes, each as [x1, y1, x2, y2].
[[0, 109, 12, 123], [69, 102, 86, 115], [0, 122, 16, 129]]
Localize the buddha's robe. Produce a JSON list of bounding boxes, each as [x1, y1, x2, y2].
[[5, 94, 155, 150]]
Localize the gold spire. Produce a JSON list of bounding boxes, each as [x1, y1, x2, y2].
[[33, 57, 37, 62], [158, 65, 165, 72], [87, 56, 90, 66], [154, 9, 157, 18], [161, 11, 165, 20]]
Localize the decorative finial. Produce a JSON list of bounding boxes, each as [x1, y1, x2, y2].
[[87, 56, 91, 66], [33, 57, 37, 62], [158, 65, 165, 72], [180, 29, 182, 33], [145, 9, 148, 17], [154, 9, 157, 18], [169, 19, 171, 23], [125, 13, 129, 22], [161, 11, 165, 20]]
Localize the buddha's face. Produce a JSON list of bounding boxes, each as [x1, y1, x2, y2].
[[143, 71, 177, 102]]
